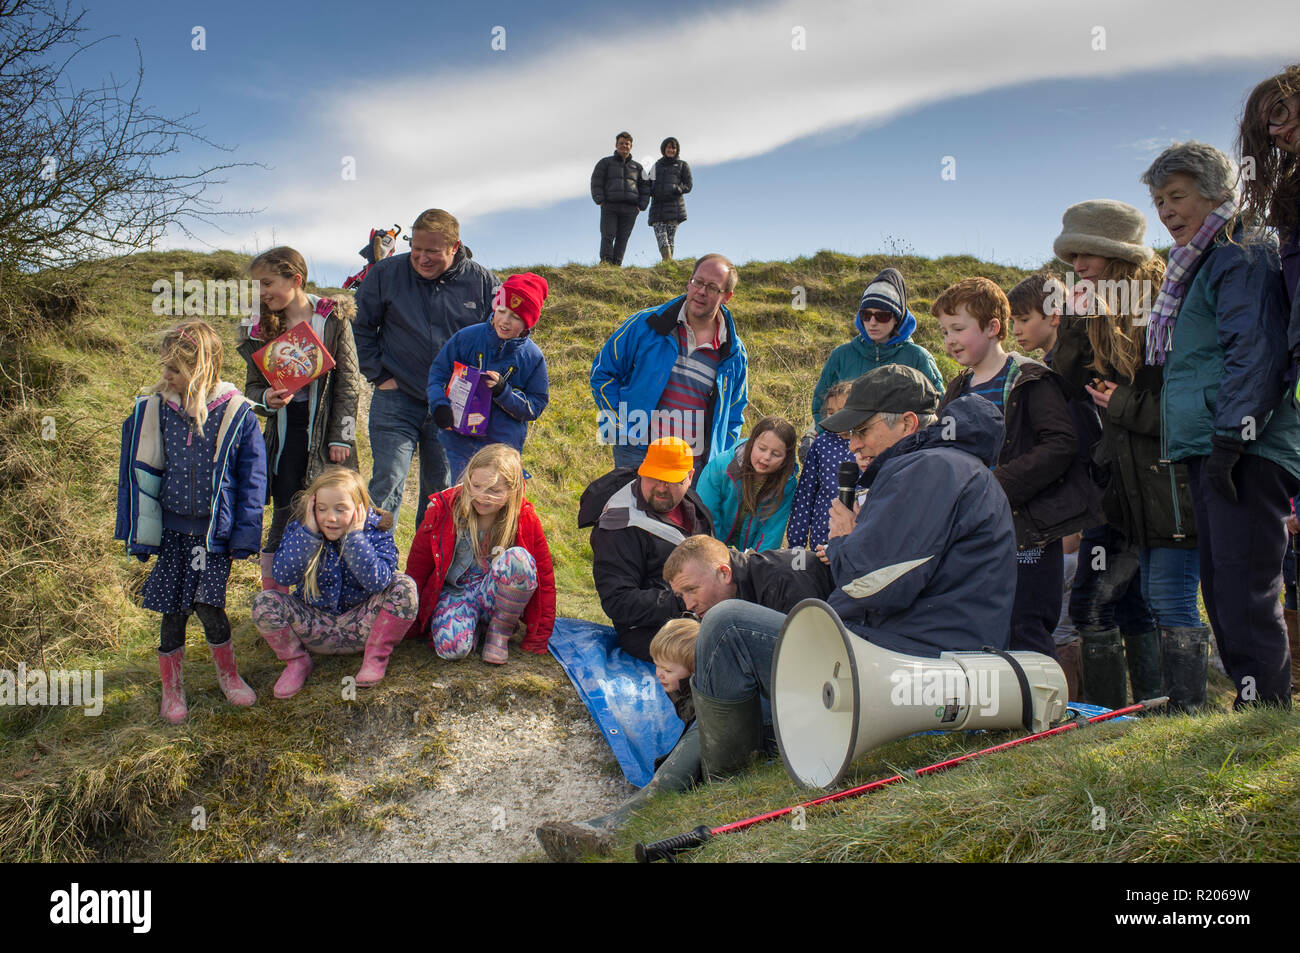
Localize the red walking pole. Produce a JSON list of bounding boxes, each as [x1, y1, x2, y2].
[[634, 696, 1167, 863]]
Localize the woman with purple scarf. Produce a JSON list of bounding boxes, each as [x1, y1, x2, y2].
[[1144, 141, 1300, 711]]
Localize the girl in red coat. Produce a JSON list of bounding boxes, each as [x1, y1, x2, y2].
[[405, 443, 555, 663]]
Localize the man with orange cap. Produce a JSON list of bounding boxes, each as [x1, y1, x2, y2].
[[578, 436, 715, 660]]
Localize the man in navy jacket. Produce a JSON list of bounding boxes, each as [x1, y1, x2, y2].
[[690, 366, 1018, 776], [353, 208, 497, 528]]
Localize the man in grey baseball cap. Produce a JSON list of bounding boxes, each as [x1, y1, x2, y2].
[[687, 366, 1019, 781]]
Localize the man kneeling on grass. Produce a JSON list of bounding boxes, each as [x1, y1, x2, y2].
[[691, 364, 1019, 780]]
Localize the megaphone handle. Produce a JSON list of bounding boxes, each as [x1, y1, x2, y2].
[[634, 825, 713, 863]]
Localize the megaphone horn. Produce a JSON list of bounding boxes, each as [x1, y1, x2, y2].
[[771, 599, 1069, 789]]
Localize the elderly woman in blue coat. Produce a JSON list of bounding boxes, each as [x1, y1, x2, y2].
[[1143, 140, 1300, 711]]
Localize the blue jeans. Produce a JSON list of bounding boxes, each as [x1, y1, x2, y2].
[[693, 600, 786, 702], [1137, 545, 1201, 628], [612, 442, 647, 471], [367, 386, 448, 529]]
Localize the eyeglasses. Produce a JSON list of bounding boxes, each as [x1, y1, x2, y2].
[[836, 415, 882, 441], [1267, 93, 1298, 130], [688, 277, 726, 297]]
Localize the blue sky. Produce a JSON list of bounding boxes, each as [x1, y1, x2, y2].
[[65, 0, 1300, 284]]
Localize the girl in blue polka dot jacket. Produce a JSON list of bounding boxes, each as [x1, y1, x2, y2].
[[250, 467, 418, 698], [115, 320, 268, 724]]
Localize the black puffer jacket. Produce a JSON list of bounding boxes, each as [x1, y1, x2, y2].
[[590, 153, 649, 209], [648, 157, 692, 225], [1050, 316, 1197, 549], [578, 468, 713, 660], [940, 354, 1104, 549]]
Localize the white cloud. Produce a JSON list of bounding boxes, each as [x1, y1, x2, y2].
[[185, 0, 1300, 267]]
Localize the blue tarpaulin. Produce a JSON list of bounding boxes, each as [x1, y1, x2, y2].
[[548, 618, 685, 788]]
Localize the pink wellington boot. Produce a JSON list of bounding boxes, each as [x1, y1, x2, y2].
[[355, 609, 412, 687], [260, 626, 314, 699], [260, 552, 290, 593], [158, 647, 188, 724], [210, 639, 257, 707]]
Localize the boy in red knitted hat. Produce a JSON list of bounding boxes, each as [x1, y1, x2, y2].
[[428, 272, 551, 486]]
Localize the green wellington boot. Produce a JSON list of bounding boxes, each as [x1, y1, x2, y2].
[[1080, 626, 1127, 710], [535, 724, 701, 862]]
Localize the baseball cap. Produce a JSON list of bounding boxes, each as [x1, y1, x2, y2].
[[820, 365, 939, 433], [638, 437, 694, 482]]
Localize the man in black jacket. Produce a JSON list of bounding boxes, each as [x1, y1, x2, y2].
[[664, 534, 833, 617], [590, 132, 650, 266], [577, 437, 712, 660]]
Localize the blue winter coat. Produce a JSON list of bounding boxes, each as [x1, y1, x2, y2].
[[591, 295, 748, 462], [115, 383, 267, 559], [696, 440, 799, 552], [1161, 227, 1300, 481], [272, 510, 398, 615], [786, 431, 856, 549], [427, 320, 550, 455], [353, 248, 498, 401], [811, 309, 945, 424], [826, 395, 1016, 658]]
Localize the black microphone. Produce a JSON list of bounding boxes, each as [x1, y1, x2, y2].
[[837, 460, 859, 509]]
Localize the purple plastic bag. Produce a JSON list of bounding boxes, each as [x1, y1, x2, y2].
[[447, 361, 492, 436]]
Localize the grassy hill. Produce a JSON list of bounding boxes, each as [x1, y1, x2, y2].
[[0, 249, 1295, 863]]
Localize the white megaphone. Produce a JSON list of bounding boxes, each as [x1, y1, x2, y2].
[[772, 599, 1070, 789]]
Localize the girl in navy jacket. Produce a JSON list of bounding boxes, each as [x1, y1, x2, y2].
[[251, 467, 418, 698], [428, 272, 550, 482], [115, 320, 267, 724]]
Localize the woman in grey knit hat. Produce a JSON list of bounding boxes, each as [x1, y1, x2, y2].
[[1047, 199, 1200, 714]]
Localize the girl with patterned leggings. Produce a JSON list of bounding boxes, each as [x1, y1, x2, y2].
[[251, 467, 417, 698], [405, 444, 556, 664]]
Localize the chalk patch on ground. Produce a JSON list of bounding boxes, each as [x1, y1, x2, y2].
[[271, 699, 635, 863]]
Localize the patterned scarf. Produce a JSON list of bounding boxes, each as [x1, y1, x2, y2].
[[1145, 198, 1238, 365]]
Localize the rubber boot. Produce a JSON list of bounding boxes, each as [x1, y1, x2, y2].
[[209, 639, 256, 707], [483, 579, 533, 665], [1160, 625, 1209, 714], [1123, 628, 1163, 704], [1079, 626, 1127, 710], [158, 647, 188, 724], [692, 678, 765, 781], [1285, 608, 1299, 695], [1056, 636, 1084, 701], [260, 552, 289, 593], [355, 609, 410, 686], [260, 626, 314, 699], [535, 724, 701, 862]]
